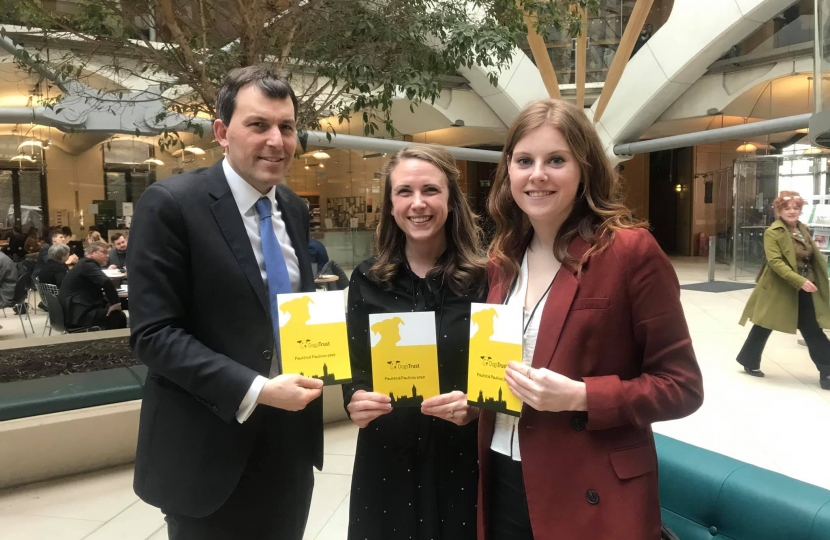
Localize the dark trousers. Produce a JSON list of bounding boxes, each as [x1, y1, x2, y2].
[[488, 450, 534, 540], [85, 307, 128, 330], [164, 408, 315, 540], [738, 290, 830, 377]]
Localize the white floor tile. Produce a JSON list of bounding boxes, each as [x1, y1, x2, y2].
[[314, 494, 350, 540], [143, 524, 168, 540], [0, 465, 137, 522], [303, 473, 352, 540], [82, 499, 165, 540], [0, 514, 102, 540], [323, 421, 359, 456], [321, 453, 356, 476]]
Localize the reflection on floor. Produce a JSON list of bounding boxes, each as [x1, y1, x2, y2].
[[1, 257, 829, 539]]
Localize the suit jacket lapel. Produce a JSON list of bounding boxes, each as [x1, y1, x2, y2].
[[533, 267, 579, 370], [207, 164, 270, 316], [532, 237, 588, 370]]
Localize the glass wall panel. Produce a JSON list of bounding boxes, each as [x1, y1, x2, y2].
[[520, 0, 673, 86], [718, 0, 813, 61], [284, 147, 391, 270], [733, 152, 830, 280], [0, 170, 13, 229]]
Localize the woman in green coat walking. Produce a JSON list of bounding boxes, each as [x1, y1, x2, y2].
[[739, 191, 830, 389]]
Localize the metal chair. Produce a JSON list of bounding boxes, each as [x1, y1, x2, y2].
[[41, 291, 100, 335], [35, 278, 59, 336]]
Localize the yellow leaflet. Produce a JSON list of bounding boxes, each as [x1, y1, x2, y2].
[[369, 312, 440, 407], [277, 291, 352, 385], [467, 304, 523, 417]]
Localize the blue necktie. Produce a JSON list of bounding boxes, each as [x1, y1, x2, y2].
[[255, 197, 293, 372]]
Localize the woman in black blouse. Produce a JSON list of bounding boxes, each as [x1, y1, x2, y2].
[[343, 144, 487, 540]]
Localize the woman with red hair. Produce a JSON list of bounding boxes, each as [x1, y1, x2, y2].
[[739, 190, 830, 389], [479, 99, 703, 539]]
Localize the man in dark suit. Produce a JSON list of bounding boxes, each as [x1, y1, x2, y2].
[[58, 241, 126, 329], [129, 67, 324, 540]]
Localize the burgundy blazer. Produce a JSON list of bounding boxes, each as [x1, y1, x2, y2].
[[477, 228, 704, 540]]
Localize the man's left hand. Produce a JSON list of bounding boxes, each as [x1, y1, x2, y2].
[[505, 361, 588, 413], [106, 303, 123, 315]]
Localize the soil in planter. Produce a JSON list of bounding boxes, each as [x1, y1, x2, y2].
[[0, 337, 140, 383]]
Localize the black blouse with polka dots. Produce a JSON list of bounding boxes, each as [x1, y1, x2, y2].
[[342, 257, 485, 540]]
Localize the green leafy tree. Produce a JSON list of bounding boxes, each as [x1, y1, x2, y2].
[[1, 0, 596, 146]]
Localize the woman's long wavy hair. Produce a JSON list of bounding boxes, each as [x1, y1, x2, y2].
[[488, 99, 645, 284], [370, 144, 486, 296]]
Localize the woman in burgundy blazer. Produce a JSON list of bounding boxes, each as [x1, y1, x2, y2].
[[478, 99, 704, 540]]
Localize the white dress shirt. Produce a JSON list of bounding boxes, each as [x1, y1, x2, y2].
[[490, 251, 560, 460], [222, 159, 303, 423]]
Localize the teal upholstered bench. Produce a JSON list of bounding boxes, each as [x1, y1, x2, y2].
[[0, 365, 147, 421], [655, 433, 830, 539]]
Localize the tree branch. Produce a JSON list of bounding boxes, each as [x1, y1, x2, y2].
[[156, 0, 216, 108]]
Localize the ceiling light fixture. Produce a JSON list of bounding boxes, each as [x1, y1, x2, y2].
[[143, 158, 165, 166], [736, 143, 757, 153], [10, 154, 36, 162], [312, 151, 331, 160], [171, 146, 206, 157], [17, 140, 44, 151]]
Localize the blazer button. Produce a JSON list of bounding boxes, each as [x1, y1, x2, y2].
[[571, 417, 586, 431], [586, 490, 600, 505], [262, 350, 271, 360]]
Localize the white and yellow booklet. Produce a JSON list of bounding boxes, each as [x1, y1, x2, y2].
[[277, 291, 352, 385], [466, 303, 523, 416], [368, 312, 440, 407]]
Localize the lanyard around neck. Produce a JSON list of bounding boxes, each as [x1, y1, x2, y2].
[[503, 273, 556, 334]]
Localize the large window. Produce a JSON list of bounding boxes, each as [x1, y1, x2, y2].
[[715, 0, 813, 63], [520, 0, 674, 86], [0, 168, 46, 232]]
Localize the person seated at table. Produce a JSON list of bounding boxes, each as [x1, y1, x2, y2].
[[24, 227, 41, 255], [35, 228, 60, 278], [59, 241, 127, 330], [107, 233, 128, 270], [38, 243, 71, 287], [61, 226, 77, 242], [36, 228, 78, 272], [7, 224, 28, 261], [309, 237, 329, 276], [86, 228, 102, 245], [0, 250, 17, 312]]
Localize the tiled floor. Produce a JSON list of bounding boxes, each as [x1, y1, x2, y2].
[[2, 257, 830, 539]]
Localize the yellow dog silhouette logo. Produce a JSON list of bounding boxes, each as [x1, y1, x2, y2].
[[277, 293, 351, 384], [369, 313, 440, 407], [467, 305, 522, 416]]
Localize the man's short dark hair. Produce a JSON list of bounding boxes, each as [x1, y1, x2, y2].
[[48, 228, 63, 243], [61, 226, 72, 237], [111, 233, 124, 243], [215, 66, 298, 126]]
